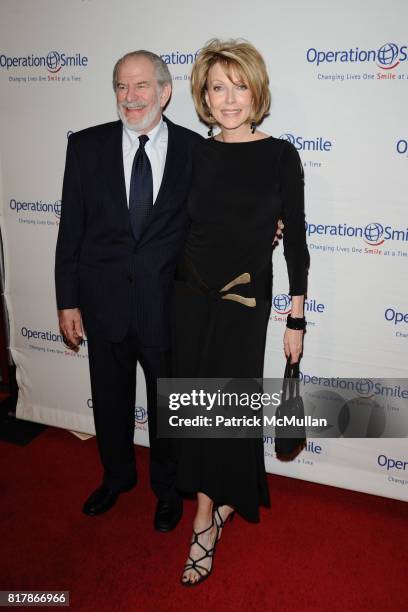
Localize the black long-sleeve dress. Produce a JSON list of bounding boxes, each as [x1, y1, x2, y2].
[[171, 136, 309, 522]]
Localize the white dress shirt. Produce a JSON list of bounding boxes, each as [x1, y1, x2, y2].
[[122, 117, 168, 205]]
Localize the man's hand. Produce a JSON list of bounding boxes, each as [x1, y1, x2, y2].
[[58, 308, 84, 351]]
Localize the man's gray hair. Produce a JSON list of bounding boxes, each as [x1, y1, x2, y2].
[[112, 50, 172, 90]]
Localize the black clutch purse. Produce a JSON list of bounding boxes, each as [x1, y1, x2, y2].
[[274, 357, 307, 461]]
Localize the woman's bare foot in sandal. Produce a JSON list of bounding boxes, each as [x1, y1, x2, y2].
[[213, 504, 235, 541], [181, 517, 218, 586]]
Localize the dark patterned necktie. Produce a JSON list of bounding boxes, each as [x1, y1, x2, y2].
[[129, 134, 153, 241]]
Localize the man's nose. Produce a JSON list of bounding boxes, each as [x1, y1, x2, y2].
[[126, 86, 138, 102]]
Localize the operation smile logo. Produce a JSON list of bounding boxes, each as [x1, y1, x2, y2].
[[279, 133, 332, 152], [1, 50, 88, 84], [272, 294, 325, 316], [299, 372, 408, 399], [9, 197, 61, 225], [0, 51, 88, 73], [306, 220, 408, 249], [307, 42, 407, 70], [21, 326, 88, 358], [307, 42, 408, 82], [296, 373, 408, 439]]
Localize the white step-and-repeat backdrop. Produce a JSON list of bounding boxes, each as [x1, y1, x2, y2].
[[0, 0, 407, 501]]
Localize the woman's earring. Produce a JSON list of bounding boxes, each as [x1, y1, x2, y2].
[[250, 121, 256, 134], [208, 112, 214, 138]]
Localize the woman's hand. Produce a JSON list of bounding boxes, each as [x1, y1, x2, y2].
[[272, 219, 284, 247], [283, 328, 303, 364]]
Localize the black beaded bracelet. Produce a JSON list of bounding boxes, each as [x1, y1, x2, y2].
[[286, 314, 306, 330]]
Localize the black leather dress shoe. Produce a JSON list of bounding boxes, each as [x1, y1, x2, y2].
[[154, 499, 183, 532], [82, 483, 135, 516]]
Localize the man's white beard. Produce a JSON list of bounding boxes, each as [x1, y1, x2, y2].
[[117, 98, 161, 132]]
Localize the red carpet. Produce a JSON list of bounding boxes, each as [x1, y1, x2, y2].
[[0, 427, 407, 611]]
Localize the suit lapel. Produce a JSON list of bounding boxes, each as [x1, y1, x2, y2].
[[100, 121, 128, 219], [153, 116, 184, 209]]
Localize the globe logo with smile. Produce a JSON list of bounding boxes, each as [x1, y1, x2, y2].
[[376, 43, 400, 70], [355, 379, 375, 398], [279, 133, 295, 145], [272, 294, 292, 314], [135, 406, 148, 424], [363, 223, 384, 246], [46, 51, 62, 73]]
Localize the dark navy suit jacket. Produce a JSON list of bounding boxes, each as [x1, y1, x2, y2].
[[55, 116, 202, 347]]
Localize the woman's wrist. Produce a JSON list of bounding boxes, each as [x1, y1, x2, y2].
[[286, 314, 306, 330], [289, 296, 304, 318]]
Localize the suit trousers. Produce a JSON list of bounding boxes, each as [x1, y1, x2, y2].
[[86, 321, 178, 503]]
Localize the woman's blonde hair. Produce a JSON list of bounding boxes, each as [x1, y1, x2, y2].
[[191, 38, 271, 126]]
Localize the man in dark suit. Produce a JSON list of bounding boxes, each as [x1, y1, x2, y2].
[[55, 50, 201, 530]]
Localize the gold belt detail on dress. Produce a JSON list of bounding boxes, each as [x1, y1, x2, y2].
[[220, 272, 256, 308]]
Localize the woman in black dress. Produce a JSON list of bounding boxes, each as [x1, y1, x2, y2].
[[172, 39, 309, 585]]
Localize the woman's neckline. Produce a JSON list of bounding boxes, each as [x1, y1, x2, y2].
[[209, 135, 274, 145]]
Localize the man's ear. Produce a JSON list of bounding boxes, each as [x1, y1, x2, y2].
[[160, 83, 172, 108]]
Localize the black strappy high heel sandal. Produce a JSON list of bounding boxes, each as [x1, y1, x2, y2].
[[213, 506, 235, 542], [181, 519, 218, 587]]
